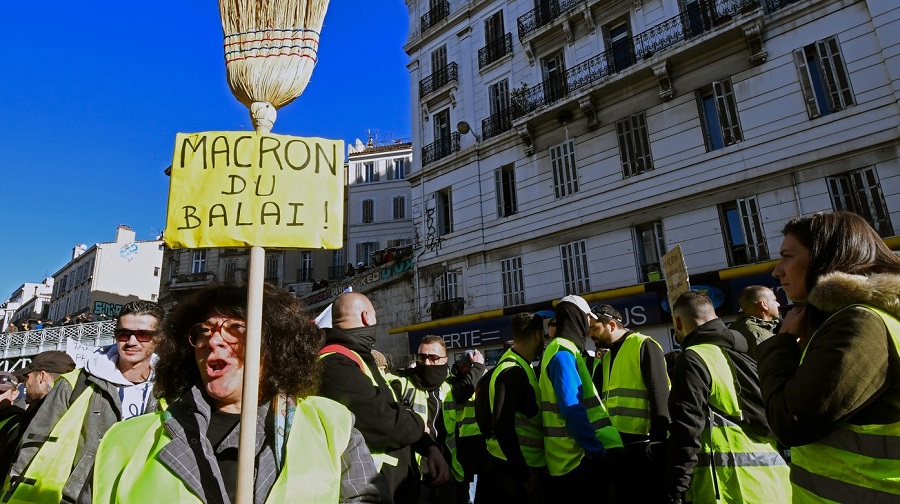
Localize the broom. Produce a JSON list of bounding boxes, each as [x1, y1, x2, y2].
[[219, 0, 330, 132], [217, 1, 331, 503]]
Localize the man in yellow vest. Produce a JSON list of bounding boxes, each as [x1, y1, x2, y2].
[[318, 292, 448, 504], [539, 295, 623, 502], [667, 291, 790, 503], [476, 313, 546, 503], [0, 372, 23, 482], [5, 300, 163, 504], [590, 304, 670, 501]]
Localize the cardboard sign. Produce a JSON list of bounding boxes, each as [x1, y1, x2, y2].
[[661, 244, 690, 312], [165, 132, 344, 249]]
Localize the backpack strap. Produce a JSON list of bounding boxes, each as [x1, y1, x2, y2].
[[319, 344, 364, 372]]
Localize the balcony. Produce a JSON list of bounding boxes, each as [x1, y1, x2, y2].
[[431, 297, 465, 320], [328, 265, 346, 280], [422, 132, 460, 166], [482, 108, 515, 140], [512, 0, 759, 118], [419, 62, 458, 98], [421, 0, 450, 34], [297, 267, 313, 282], [478, 33, 513, 69], [517, 0, 585, 40], [168, 271, 216, 291], [765, 0, 804, 12]]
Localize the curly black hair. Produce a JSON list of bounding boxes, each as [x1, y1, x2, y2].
[[153, 284, 323, 404]]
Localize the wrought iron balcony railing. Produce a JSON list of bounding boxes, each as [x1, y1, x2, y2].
[[328, 265, 345, 280], [419, 62, 458, 97], [431, 297, 465, 320], [478, 33, 513, 69], [482, 108, 516, 140], [422, 132, 460, 166], [517, 0, 585, 40], [421, 1, 450, 33], [512, 0, 758, 116], [764, 0, 804, 12]]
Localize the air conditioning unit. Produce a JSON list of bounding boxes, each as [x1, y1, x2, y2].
[[431, 297, 464, 320]]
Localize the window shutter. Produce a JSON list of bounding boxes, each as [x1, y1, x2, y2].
[[712, 79, 741, 145], [815, 40, 842, 113], [793, 49, 820, 118], [494, 169, 504, 217]]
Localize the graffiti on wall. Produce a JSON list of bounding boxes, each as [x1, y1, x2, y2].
[[94, 301, 124, 317], [424, 207, 442, 251], [119, 242, 139, 262], [301, 257, 415, 306]]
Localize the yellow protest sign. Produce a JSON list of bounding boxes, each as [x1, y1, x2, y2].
[[165, 132, 344, 249]]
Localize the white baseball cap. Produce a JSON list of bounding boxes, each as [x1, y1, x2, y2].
[[559, 295, 598, 319]]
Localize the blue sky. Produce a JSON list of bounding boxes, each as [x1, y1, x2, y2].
[[0, 1, 411, 299]]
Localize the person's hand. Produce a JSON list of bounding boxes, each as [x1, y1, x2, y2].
[[471, 349, 485, 364], [780, 305, 808, 345], [426, 445, 450, 486]]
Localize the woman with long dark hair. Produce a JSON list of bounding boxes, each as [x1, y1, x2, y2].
[[92, 284, 381, 503], [757, 211, 900, 502]]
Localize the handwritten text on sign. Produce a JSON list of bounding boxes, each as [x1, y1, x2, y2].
[[661, 244, 690, 312], [165, 132, 344, 249]]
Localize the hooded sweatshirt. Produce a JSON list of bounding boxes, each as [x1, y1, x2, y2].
[[84, 345, 156, 420], [545, 301, 606, 459]]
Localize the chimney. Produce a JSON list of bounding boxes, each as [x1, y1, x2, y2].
[[72, 244, 87, 260], [115, 224, 136, 244]]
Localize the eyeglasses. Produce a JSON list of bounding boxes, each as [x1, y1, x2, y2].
[[114, 329, 157, 343], [417, 353, 447, 364], [188, 319, 246, 349]]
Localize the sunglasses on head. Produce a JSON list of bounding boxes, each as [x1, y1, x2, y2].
[[417, 353, 446, 364], [114, 329, 157, 343]]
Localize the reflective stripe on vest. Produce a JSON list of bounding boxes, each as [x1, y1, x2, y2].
[[791, 305, 900, 503], [485, 349, 545, 468], [538, 337, 623, 477], [396, 378, 450, 473], [2, 371, 89, 504], [93, 396, 350, 503], [686, 344, 791, 503], [442, 385, 476, 482], [601, 333, 668, 436], [319, 349, 398, 471]]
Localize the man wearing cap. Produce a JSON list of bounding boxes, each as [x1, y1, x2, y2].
[[5, 300, 163, 504], [539, 295, 623, 502], [590, 304, 670, 501], [0, 372, 24, 481], [16, 351, 76, 428]]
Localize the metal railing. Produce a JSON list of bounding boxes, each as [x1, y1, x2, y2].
[[482, 108, 516, 140], [419, 62, 458, 97], [517, 0, 585, 39], [328, 266, 345, 280], [478, 33, 513, 69], [764, 0, 803, 12], [1, 320, 116, 358], [421, 0, 450, 33], [422, 132, 460, 166], [512, 0, 758, 116]]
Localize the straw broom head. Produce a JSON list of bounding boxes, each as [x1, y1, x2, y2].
[[219, 0, 330, 132]]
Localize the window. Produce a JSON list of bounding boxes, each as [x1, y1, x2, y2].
[[265, 255, 279, 283], [560, 240, 591, 294], [362, 199, 375, 223], [393, 196, 406, 220], [494, 164, 518, 217], [634, 221, 666, 282], [435, 188, 453, 236], [357, 242, 378, 266], [488, 79, 510, 117], [364, 162, 379, 183], [617, 112, 654, 177], [168, 259, 177, 281], [355, 164, 363, 184], [191, 250, 207, 273], [607, 20, 633, 71], [697, 78, 742, 151], [484, 10, 504, 47], [299, 252, 313, 282], [431, 45, 448, 75], [389, 159, 407, 180], [388, 239, 411, 248], [153, 267, 160, 277], [500, 256, 525, 307], [331, 248, 345, 280], [549, 140, 578, 198], [541, 51, 566, 103], [827, 167, 893, 237], [435, 271, 459, 301], [720, 196, 768, 266], [224, 261, 236, 283], [60, 275, 68, 292], [794, 36, 853, 119]]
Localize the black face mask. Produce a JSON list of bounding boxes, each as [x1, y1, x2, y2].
[[415, 364, 448, 388]]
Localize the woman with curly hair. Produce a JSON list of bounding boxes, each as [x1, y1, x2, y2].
[[757, 211, 900, 502], [92, 284, 381, 503]]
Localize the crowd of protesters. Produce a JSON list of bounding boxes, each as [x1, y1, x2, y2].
[[0, 211, 897, 503]]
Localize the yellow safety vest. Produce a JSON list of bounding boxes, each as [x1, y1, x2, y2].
[[319, 347, 399, 471], [538, 337, 623, 476], [791, 305, 900, 503], [686, 344, 791, 503], [486, 349, 545, 468], [601, 333, 669, 436], [92, 396, 350, 503], [394, 376, 452, 477]]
